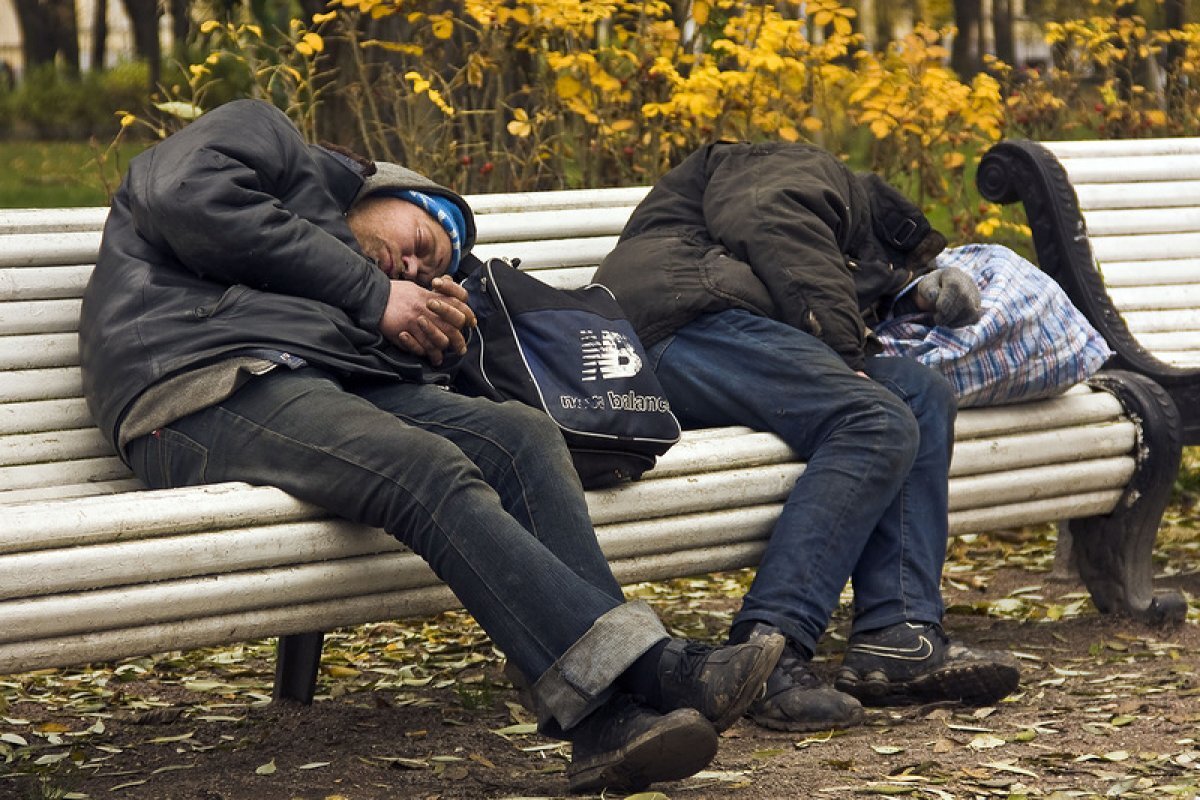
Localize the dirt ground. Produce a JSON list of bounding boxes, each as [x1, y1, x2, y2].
[[2, 530, 1199, 800]]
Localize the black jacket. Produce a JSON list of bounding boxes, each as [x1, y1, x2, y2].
[[80, 99, 475, 453], [594, 142, 945, 370]]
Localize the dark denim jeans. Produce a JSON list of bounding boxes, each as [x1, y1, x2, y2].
[[126, 367, 668, 730], [647, 310, 956, 655]]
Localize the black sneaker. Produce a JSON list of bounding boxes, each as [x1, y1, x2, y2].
[[739, 625, 864, 732], [655, 633, 785, 732], [835, 622, 1020, 707], [567, 694, 718, 794]]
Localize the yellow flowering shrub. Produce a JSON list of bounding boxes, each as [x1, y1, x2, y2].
[[137, 0, 1200, 244]]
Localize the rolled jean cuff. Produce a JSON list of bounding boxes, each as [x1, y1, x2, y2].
[[531, 600, 668, 732]]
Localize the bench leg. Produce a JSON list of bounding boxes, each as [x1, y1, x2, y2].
[[274, 632, 325, 704], [1066, 370, 1187, 625]]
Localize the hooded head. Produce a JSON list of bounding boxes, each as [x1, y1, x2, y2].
[[355, 160, 476, 278]]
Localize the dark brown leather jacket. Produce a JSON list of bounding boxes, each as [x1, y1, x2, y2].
[[594, 141, 946, 370]]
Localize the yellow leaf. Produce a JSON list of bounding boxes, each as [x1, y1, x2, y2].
[[556, 74, 583, 99], [779, 125, 800, 141], [302, 32, 324, 53], [802, 116, 823, 132], [869, 118, 891, 138], [326, 665, 361, 678], [432, 17, 454, 39], [312, 11, 337, 23], [942, 151, 966, 169], [119, 113, 137, 127], [199, 19, 221, 33], [610, 119, 635, 132], [693, 0, 710, 25]]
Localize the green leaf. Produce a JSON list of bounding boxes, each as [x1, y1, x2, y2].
[[255, 759, 277, 775]]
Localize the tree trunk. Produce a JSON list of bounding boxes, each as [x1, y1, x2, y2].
[[12, 0, 81, 73], [120, 0, 162, 89], [950, 0, 982, 78], [992, 0, 1014, 65], [169, 0, 190, 62], [91, 0, 109, 71]]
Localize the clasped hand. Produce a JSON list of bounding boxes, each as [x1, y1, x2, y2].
[[910, 267, 982, 328], [379, 276, 477, 366]]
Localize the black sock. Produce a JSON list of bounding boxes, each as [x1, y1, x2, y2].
[[616, 639, 669, 707]]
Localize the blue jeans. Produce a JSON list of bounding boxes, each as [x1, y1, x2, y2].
[[125, 367, 668, 731], [647, 310, 956, 655]]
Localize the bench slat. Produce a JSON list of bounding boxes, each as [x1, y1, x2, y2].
[[1122, 308, 1200, 332], [471, 237, 618, 270], [0, 299, 83, 336], [465, 187, 649, 214], [0, 265, 93, 300], [950, 387, 1119, 438], [0, 207, 109, 234], [0, 333, 79, 370], [0, 415, 1135, 505], [0, 367, 82, 403], [1100, 259, 1200, 287], [1107, 284, 1200, 311], [0, 428, 114, 467], [1082, 207, 1200, 236], [0, 479, 143, 504], [0, 397, 95, 436], [0, 232, 103, 268], [1088, 232, 1200, 263], [1056, 154, 1200, 183], [1075, 181, 1200, 211], [474, 207, 635, 242], [1042, 137, 1200, 158], [0, 456, 132, 492]]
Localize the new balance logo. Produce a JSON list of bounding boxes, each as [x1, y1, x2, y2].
[[580, 329, 642, 381]]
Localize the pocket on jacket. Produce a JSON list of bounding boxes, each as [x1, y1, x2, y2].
[[193, 284, 250, 318]]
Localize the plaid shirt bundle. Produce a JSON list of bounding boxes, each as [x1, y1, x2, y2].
[[873, 244, 1113, 407]]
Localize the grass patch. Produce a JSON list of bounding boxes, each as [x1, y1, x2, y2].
[[0, 139, 149, 209]]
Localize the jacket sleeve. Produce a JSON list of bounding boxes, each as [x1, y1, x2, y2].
[[703, 146, 868, 370], [128, 99, 389, 330]]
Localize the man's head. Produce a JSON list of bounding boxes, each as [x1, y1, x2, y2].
[[348, 192, 465, 287], [348, 161, 471, 288]]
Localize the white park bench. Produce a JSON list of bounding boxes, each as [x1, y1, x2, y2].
[[977, 136, 1200, 445], [0, 185, 1186, 704]]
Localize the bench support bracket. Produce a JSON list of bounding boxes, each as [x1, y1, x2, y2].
[[976, 139, 1200, 444], [1067, 370, 1186, 625]]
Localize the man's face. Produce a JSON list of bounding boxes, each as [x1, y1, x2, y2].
[[347, 196, 452, 287]]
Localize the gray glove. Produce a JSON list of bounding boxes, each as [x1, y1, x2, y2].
[[914, 267, 982, 327]]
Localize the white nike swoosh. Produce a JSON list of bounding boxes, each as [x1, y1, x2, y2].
[[849, 635, 935, 661]]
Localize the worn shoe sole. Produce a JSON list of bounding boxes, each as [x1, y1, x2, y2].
[[749, 694, 866, 733], [708, 633, 786, 732], [566, 708, 718, 794], [835, 659, 1020, 707]]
